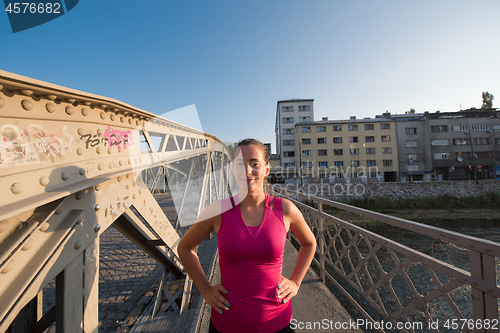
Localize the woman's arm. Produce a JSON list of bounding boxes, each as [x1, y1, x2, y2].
[[177, 202, 230, 314], [277, 198, 316, 303]]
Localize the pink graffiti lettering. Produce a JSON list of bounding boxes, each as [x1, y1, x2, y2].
[[103, 126, 134, 150]]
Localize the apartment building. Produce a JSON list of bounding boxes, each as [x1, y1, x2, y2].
[[295, 116, 399, 182], [379, 108, 500, 181], [275, 99, 314, 179]]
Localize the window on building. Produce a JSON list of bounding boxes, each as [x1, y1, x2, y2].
[[302, 162, 312, 168], [381, 135, 391, 142], [351, 160, 360, 167], [406, 141, 418, 147], [334, 149, 343, 155], [333, 137, 343, 143], [365, 124, 374, 130], [298, 105, 310, 111], [476, 151, 492, 158], [332, 125, 342, 131], [299, 117, 311, 122], [283, 151, 295, 157], [317, 138, 327, 144], [408, 165, 420, 171], [349, 136, 359, 143], [472, 124, 489, 131], [318, 161, 328, 168], [405, 127, 417, 135], [407, 154, 419, 161], [302, 138, 311, 144], [381, 123, 390, 129], [452, 125, 468, 132], [382, 147, 392, 154], [496, 138, 500, 145], [367, 160, 376, 166], [282, 106, 293, 112], [283, 128, 294, 135], [317, 126, 326, 132], [473, 138, 490, 145], [366, 148, 375, 154], [348, 124, 358, 131], [283, 163, 295, 168], [494, 125, 500, 132], [369, 172, 377, 178], [302, 127, 311, 133], [365, 136, 375, 142], [283, 140, 295, 146], [334, 161, 344, 168], [319, 173, 327, 179], [350, 148, 359, 155], [433, 153, 451, 160], [431, 139, 449, 146], [318, 149, 327, 156], [282, 117, 294, 123], [431, 125, 448, 133], [383, 160, 393, 166], [302, 150, 312, 156]]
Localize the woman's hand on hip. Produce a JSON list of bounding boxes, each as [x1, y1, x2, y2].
[[202, 283, 230, 314], [277, 277, 299, 303]]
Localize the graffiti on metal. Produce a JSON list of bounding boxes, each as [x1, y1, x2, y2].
[[80, 126, 134, 150], [0, 124, 73, 167]]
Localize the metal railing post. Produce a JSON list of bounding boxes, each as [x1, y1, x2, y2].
[[318, 202, 325, 284]]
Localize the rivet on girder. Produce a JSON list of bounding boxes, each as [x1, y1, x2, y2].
[[100, 112, 106, 119], [21, 99, 33, 110], [117, 176, 122, 182], [75, 191, 84, 200], [108, 148, 113, 154], [46, 94, 57, 100], [95, 185, 101, 191], [128, 159, 131, 164], [46, 103, 56, 113], [110, 114, 117, 121], [138, 189, 142, 194], [21, 90, 33, 96], [133, 194, 136, 199], [126, 174, 130, 179], [61, 171, 69, 181], [39, 222, 49, 232], [94, 224, 101, 232], [79, 168, 86, 175], [126, 185, 130, 190], [96, 147, 103, 154], [469, 242, 475, 248], [81, 108, 89, 116], [136, 120, 140, 125], [67, 98, 76, 103], [119, 160, 123, 166], [485, 246, 492, 253], [120, 116, 125, 123], [100, 104, 107, 109], [1, 260, 15, 274], [83, 101, 91, 106], [22, 238, 34, 251], [11, 182, 24, 194], [132, 182, 136, 187], [0, 220, 9, 233], [65, 106, 75, 115], [97, 128, 102, 135], [78, 128, 85, 136], [128, 118, 133, 124], [55, 206, 64, 215], [108, 163, 113, 169], [98, 163, 103, 170], [94, 204, 101, 211], [0, 84, 3, 90], [39, 176, 49, 186], [75, 240, 82, 249], [118, 147, 123, 153], [76, 216, 83, 224], [0, 97, 5, 108], [77, 148, 84, 155]]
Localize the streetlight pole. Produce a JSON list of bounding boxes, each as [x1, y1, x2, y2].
[[461, 120, 478, 184]]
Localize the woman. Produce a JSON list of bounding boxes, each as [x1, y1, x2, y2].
[[178, 138, 316, 333]]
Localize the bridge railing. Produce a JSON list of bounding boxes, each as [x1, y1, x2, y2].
[[271, 186, 499, 333]]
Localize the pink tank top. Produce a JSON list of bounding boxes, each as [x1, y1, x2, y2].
[[211, 194, 293, 333]]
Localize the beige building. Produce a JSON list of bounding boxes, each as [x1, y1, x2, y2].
[[295, 116, 399, 182]]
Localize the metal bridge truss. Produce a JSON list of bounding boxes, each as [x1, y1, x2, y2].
[[273, 187, 500, 333], [0, 70, 231, 332]]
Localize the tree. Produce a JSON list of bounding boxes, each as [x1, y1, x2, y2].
[[405, 108, 416, 114], [482, 91, 494, 109]]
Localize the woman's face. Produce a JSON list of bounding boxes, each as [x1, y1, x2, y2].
[[233, 144, 269, 195]]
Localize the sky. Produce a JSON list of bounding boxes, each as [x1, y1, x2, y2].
[[1, 0, 499, 153]]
